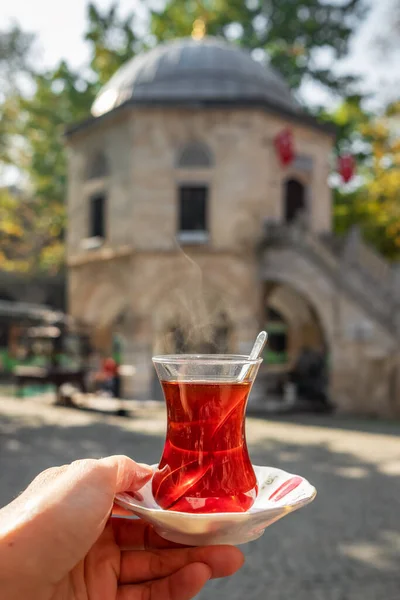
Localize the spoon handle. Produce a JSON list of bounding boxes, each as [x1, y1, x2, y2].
[[249, 331, 268, 361]]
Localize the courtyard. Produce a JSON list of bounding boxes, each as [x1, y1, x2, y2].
[[1, 397, 399, 599]]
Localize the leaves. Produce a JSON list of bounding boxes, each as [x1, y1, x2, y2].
[[0, 188, 59, 274], [150, 0, 365, 94], [1, 0, 399, 274], [332, 101, 400, 259], [0, 4, 140, 275], [85, 2, 140, 87], [0, 25, 35, 96]]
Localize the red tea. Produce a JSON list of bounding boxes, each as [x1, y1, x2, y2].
[[152, 380, 257, 513]]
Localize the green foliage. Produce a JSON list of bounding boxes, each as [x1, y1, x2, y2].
[[150, 0, 365, 94], [0, 186, 64, 274], [329, 100, 400, 260], [0, 4, 140, 275], [2, 0, 399, 274], [20, 62, 95, 201], [0, 25, 35, 94], [0, 25, 35, 167], [85, 2, 140, 87]]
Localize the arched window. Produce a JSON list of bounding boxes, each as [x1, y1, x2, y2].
[[86, 152, 109, 180], [176, 142, 213, 168], [284, 178, 306, 224]]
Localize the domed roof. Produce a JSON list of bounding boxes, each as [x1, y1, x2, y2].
[[91, 37, 301, 118]]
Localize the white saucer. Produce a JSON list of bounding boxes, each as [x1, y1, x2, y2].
[[115, 465, 316, 546]]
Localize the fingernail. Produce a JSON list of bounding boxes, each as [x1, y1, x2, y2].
[[136, 463, 153, 478]]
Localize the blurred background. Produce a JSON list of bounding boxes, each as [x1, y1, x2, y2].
[[0, 1, 400, 598]]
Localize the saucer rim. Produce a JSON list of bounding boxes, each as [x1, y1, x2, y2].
[[115, 464, 317, 519]]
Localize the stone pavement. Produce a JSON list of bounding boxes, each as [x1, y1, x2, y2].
[[1, 397, 400, 600]]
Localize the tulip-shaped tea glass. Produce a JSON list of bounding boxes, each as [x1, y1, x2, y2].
[[152, 354, 262, 514]]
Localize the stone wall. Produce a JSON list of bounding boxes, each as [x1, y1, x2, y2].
[[66, 110, 134, 255], [260, 246, 400, 416], [66, 105, 342, 403], [66, 106, 334, 260], [68, 249, 260, 398]]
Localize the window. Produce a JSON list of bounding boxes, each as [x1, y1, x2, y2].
[[176, 142, 213, 168], [178, 186, 208, 241], [284, 178, 306, 223], [89, 193, 106, 239], [87, 152, 109, 180]]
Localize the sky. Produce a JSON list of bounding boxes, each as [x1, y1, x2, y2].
[[0, 0, 398, 107], [1, 0, 148, 71]]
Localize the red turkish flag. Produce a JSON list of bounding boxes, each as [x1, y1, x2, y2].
[[274, 128, 295, 166], [338, 154, 355, 183]]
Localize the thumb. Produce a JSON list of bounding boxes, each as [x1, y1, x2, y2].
[[0, 457, 153, 584], [99, 455, 153, 494]]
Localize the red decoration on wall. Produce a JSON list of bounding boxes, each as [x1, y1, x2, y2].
[[274, 128, 295, 166], [338, 154, 355, 183]]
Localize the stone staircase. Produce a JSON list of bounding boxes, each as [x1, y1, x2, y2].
[[260, 222, 400, 340]]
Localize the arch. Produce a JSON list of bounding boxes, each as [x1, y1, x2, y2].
[[176, 142, 214, 168], [86, 152, 109, 180], [265, 282, 327, 362], [260, 260, 334, 349], [284, 178, 306, 223]]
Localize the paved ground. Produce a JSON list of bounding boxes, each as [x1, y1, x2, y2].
[[1, 397, 400, 600]]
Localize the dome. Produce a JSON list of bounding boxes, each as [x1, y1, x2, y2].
[[91, 37, 301, 118]]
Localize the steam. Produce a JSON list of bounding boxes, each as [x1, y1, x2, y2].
[[158, 241, 230, 355]]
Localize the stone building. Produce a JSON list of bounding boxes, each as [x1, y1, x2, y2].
[[66, 36, 400, 415]]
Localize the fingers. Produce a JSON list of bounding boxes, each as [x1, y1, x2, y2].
[[99, 456, 153, 494], [0, 456, 153, 584], [119, 545, 245, 584], [13, 457, 152, 507], [112, 504, 135, 518], [117, 562, 212, 600], [111, 518, 185, 550]]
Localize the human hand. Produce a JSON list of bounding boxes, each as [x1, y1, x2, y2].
[[0, 456, 244, 600]]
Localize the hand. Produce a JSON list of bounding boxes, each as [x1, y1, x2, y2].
[[0, 456, 244, 600]]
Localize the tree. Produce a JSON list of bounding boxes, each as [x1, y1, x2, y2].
[[150, 0, 365, 95], [19, 62, 95, 206], [0, 188, 64, 275], [358, 102, 400, 258], [0, 25, 35, 95], [0, 3, 140, 275], [0, 186, 64, 274], [0, 25, 35, 167], [17, 1, 140, 203], [326, 98, 400, 260], [85, 2, 140, 87]]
